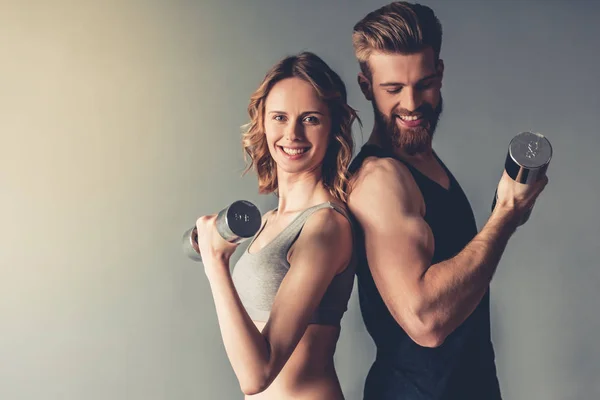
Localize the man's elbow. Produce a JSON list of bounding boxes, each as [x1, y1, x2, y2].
[[403, 307, 448, 348], [410, 327, 447, 348]]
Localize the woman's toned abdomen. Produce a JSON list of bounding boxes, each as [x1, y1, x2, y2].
[[245, 322, 344, 399]]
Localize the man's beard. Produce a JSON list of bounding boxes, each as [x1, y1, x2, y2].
[[373, 96, 443, 155]]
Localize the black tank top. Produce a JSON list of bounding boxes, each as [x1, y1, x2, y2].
[[349, 144, 501, 400]]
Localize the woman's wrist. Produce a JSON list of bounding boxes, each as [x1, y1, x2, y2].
[[204, 256, 232, 281]]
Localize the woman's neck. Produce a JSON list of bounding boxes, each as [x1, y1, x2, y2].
[[275, 169, 329, 214]]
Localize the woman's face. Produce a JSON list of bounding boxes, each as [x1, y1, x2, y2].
[[263, 77, 332, 176]]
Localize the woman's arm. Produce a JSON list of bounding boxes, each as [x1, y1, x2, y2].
[[196, 208, 352, 395]]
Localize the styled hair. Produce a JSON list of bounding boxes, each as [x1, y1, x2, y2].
[[352, 1, 443, 79], [242, 51, 358, 202]]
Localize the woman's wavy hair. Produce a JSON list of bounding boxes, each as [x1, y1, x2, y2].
[[242, 51, 359, 202]]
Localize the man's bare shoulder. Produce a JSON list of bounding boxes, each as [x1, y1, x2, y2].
[[353, 154, 413, 179], [349, 156, 423, 211]]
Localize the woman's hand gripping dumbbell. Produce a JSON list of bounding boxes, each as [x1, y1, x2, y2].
[[182, 200, 262, 262]]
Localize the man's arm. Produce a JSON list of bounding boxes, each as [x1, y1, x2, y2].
[[347, 157, 547, 347]]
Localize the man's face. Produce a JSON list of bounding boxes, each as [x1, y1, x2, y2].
[[360, 47, 444, 155]]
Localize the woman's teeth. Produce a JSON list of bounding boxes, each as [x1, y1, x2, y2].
[[281, 147, 308, 155]]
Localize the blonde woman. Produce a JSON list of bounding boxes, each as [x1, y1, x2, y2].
[[194, 52, 359, 399]]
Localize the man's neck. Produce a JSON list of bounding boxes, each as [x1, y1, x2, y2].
[[365, 126, 451, 190]]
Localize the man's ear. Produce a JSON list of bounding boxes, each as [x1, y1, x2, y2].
[[436, 59, 445, 87], [357, 72, 373, 101]]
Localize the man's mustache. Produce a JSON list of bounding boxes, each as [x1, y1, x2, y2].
[[392, 105, 435, 120]]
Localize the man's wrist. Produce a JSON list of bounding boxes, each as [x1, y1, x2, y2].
[[488, 204, 520, 236]]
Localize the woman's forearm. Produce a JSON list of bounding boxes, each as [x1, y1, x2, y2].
[[205, 259, 272, 395]]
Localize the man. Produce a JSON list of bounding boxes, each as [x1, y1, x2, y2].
[[346, 2, 548, 399]]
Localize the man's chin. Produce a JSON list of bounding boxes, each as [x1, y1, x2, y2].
[[394, 127, 432, 155]]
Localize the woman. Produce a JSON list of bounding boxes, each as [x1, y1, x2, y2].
[[195, 51, 359, 399]]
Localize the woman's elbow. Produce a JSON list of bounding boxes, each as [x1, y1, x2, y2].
[[239, 372, 273, 396]]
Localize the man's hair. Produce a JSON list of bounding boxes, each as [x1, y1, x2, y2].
[[352, 1, 443, 79], [241, 51, 358, 202]]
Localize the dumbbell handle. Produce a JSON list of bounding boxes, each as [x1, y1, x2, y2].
[[182, 200, 262, 262]]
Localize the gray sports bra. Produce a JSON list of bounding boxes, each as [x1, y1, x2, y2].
[[231, 201, 356, 327]]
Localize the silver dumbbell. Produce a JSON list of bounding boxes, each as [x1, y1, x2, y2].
[[182, 200, 262, 262], [492, 131, 553, 225]]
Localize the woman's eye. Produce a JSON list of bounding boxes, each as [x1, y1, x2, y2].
[[303, 116, 319, 124], [273, 115, 286, 122]]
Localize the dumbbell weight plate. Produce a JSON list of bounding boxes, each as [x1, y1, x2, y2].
[[216, 200, 262, 243], [491, 132, 552, 224], [505, 131, 552, 184]]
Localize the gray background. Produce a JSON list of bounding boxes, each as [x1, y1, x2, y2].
[[1, 0, 599, 399]]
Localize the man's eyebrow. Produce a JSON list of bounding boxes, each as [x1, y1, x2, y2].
[[379, 73, 438, 87]]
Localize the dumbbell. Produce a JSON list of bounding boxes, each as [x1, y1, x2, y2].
[[491, 131, 552, 225], [182, 200, 262, 262]]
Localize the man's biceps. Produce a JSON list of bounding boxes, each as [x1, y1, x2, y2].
[[362, 214, 412, 239], [366, 228, 430, 266], [353, 204, 397, 230]]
